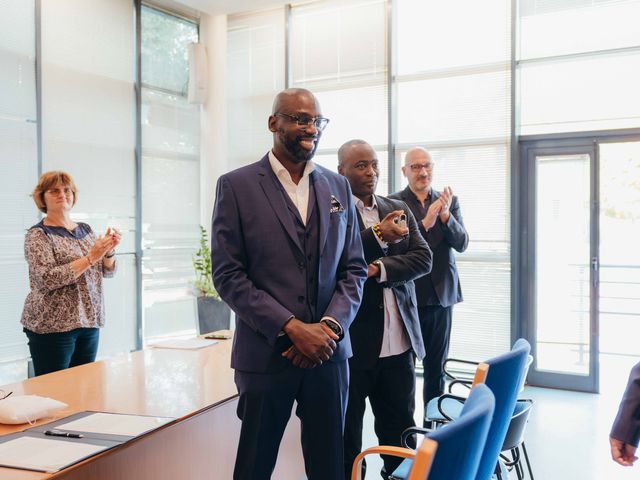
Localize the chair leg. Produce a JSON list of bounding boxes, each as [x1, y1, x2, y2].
[[510, 448, 523, 480], [522, 442, 534, 480]]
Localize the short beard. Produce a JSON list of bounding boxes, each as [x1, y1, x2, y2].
[[282, 133, 317, 163]]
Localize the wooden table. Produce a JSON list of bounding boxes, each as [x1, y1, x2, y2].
[[0, 340, 304, 479]]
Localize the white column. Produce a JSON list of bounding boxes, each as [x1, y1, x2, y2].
[[199, 14, 228, 229]]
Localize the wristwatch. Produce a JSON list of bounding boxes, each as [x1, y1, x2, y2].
[[320, 318, 343, 341], [373, 259, 384, 276]]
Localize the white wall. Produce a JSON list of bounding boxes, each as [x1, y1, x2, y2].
[[199, 14, 228, 229]]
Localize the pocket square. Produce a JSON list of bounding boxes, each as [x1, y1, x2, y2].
[[330, 195, 345, 214]]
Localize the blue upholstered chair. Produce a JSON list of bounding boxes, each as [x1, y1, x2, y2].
[[425, 354, 535, 479], [391, 339, 531, 480], [352, 384, 495, 480]]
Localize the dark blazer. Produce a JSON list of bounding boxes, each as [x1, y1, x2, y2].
[[349, 195, 432, 370], [211, 155, 368, 373], [611, 361, 640, 446], [389, 186, 469, 308]]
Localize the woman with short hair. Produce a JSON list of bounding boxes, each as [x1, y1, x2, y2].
[[21, 171, 121, 376]]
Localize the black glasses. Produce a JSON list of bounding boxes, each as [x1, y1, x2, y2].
[[408, 162, 434, 172], [275, 112, 330, 131], [0, 390, 12, 400]]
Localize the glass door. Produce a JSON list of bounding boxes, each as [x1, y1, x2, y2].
[[598, 141, 640, 392], [522, 144, 598, 392]]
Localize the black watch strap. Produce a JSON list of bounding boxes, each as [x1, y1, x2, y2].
[[320, 318, 343, 341]]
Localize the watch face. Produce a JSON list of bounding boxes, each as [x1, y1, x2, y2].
[[323, 320, 340, 335]]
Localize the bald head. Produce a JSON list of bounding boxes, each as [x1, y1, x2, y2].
[[404, 147, 432, 167], [337, 139, 370, 168], [337, 139, 378, 203], [271, 88, 318, 115], [402, 146, 435, 194]]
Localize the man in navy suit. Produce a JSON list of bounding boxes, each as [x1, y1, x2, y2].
[[389, 147, 469, 418], [338, 139, 432, 479], [610, 361, 640, 466], [211, 89, 367, 480]]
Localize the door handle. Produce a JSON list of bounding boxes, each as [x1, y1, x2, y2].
[[591, 256, 598, 287]]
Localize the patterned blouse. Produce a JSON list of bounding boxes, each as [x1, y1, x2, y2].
[[21, 220, 116, 334]]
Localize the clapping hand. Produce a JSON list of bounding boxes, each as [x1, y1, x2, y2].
[[88, 235, 117, 263], [422, 200, 442, 231], [105, 227, 122, 252], [439, 186, 453, 223]]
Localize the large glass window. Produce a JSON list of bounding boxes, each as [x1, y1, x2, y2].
[[141, 6, 200, 343], [0, 0, 37, 382], [517, 0, 640, 135], [40, 0, 137, 358], [227, 8, 285, 167], [290, 0, 388, 192], [396, 0, 512, 360]]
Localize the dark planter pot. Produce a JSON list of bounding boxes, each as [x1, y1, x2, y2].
[[196, 297, 231, 334]]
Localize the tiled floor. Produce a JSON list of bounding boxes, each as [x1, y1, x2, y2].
[[358, 354, 640, 479]]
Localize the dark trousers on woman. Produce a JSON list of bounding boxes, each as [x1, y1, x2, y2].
[[419, 305, 453, 420], [24, 327, 100, 376]]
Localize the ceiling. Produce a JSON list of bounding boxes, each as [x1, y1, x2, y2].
[[172, 0, 290, 16]]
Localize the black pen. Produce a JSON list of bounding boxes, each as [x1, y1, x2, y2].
[[44, 429, 83, 439]]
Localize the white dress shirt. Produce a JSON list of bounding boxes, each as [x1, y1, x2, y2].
[[354, 195, 411, 358], [270, 151, 342, 336], [268, 150, 315, 225]]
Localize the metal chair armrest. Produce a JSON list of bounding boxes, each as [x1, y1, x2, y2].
[[443, 358, 479, 383], [437, 393, 466, 421], [447, 378, 473, 393], [400, 426, 433, 448]]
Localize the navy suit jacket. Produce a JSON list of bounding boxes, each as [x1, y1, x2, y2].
[[211, 155, 367, 373], [349, 195, 431, 370], [611, 361, 640, 446], [389, 187, 469, 308]]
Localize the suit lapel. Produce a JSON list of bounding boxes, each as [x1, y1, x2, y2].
[[312, 169, 331, 253], [376, 195, 398, 254], [257, 157, 304, 254], [375, 194, 393, 220]]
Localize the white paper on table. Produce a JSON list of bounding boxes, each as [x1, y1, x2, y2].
[[150, 338, 218, 350], [0, 436, 107, 473], [56, 412, 173, 437]]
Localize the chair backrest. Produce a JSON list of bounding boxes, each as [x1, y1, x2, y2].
[[474, 338, 531, 480], [501, 399, 534, 451], [409, 384, 495, 480]]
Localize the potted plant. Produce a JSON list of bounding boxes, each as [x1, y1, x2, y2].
[[193, 225, 231, 334]]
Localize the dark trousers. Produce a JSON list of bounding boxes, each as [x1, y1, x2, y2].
[[344, 350, 416, 480], [418, 305, 453, 414], [24, 328, 100, 377], [234, 359, 349, 480]]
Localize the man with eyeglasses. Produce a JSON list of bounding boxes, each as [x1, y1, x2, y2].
[[211, 88, 367, 480], [389, 147, 469, 422]]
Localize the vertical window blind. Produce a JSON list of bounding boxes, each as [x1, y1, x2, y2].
[[518, 0, 640, 135], [227, 8, 286, 167], [141, 5, 201, 342], [0, 0, 37, 382], [396, 0, 512, 360], [290, 0, 388, 191], [40, 0, 137, 358]]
